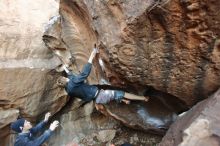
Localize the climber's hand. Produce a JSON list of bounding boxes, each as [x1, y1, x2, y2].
[[49, 120, 59, 131], [93, 43, 99, 54], [44, 112, 51, 122], [93, 47, 99, 54]]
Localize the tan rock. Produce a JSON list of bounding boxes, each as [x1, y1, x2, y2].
[[179, 119, 214, 146], [0, 0, 68, 145], [47, 101, 119, 146], [47, 100, 162, 146], [96, 130, 116, 143], [0, 109, 19, 129], [1, 0, 220, 145], [55, 0, 220, 106], [159, 89, 220, 146]]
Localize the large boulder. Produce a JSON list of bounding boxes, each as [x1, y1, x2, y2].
[[0, 0, 68, 145], [96, 97, 177, 135], [47, 100, 162, 146], [51, 0, 220, 106], [43, 0, 220, 145], [1, 0, 220, 146], [159, 89, 220, 146]]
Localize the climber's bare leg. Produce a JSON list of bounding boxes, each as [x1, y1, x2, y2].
[[122, 99, 130, 104], [94, 103, 109, 116], [124, 92, 149, 102], [95, 103, 104, 111]]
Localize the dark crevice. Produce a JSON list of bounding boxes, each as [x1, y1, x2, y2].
[[144, 86, 189, 114]]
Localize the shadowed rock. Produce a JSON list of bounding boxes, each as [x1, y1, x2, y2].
[[97, 97, 177, 135]]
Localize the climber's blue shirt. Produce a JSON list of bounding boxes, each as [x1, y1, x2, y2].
[[65, 63, 98, 101], [14, 121, 52, 146]]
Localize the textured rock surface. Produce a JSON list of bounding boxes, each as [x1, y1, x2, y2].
[[48, 100, 162, 146], [42, 0, 220, 143], [0, 109, 19, 129], [0, 109, 19, 145], [1, 0, 220, 146], [96, 97, 177, 135], [159, 89, 220, 146], [0, 0, 68, 145], [50, 0, 220, 106]]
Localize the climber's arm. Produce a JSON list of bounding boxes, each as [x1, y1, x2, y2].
[[88, 48, 98, 64], [73, 49, 98, 83], [25, 130, 53, 146], [30, 121, 47, 134]]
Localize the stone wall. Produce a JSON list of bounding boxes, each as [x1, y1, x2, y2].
[[0, 0, 67, 145], [1, 0, 220, 146]]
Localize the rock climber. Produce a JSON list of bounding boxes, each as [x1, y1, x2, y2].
[[11, 112, 59, 146], [57, 47, 149, 105]]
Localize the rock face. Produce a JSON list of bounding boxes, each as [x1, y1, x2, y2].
[[1, 0, 220, 146], [43, 0, 220, 143], [47, 100, 162, 146], [0, 0, 68, 145], [49, 0, 220, 106], [96, 97, 177, 135], [0, 1, 161, 146], [159, 89, 220, 146], [0, 109, 19, 145]]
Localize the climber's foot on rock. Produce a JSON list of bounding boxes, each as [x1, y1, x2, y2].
[[122, 99, 130, 104], [125, 100, 130, 104], [144, 96, 150, 102]]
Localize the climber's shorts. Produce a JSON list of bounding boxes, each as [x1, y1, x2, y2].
[[95, 89, 125, 104]]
